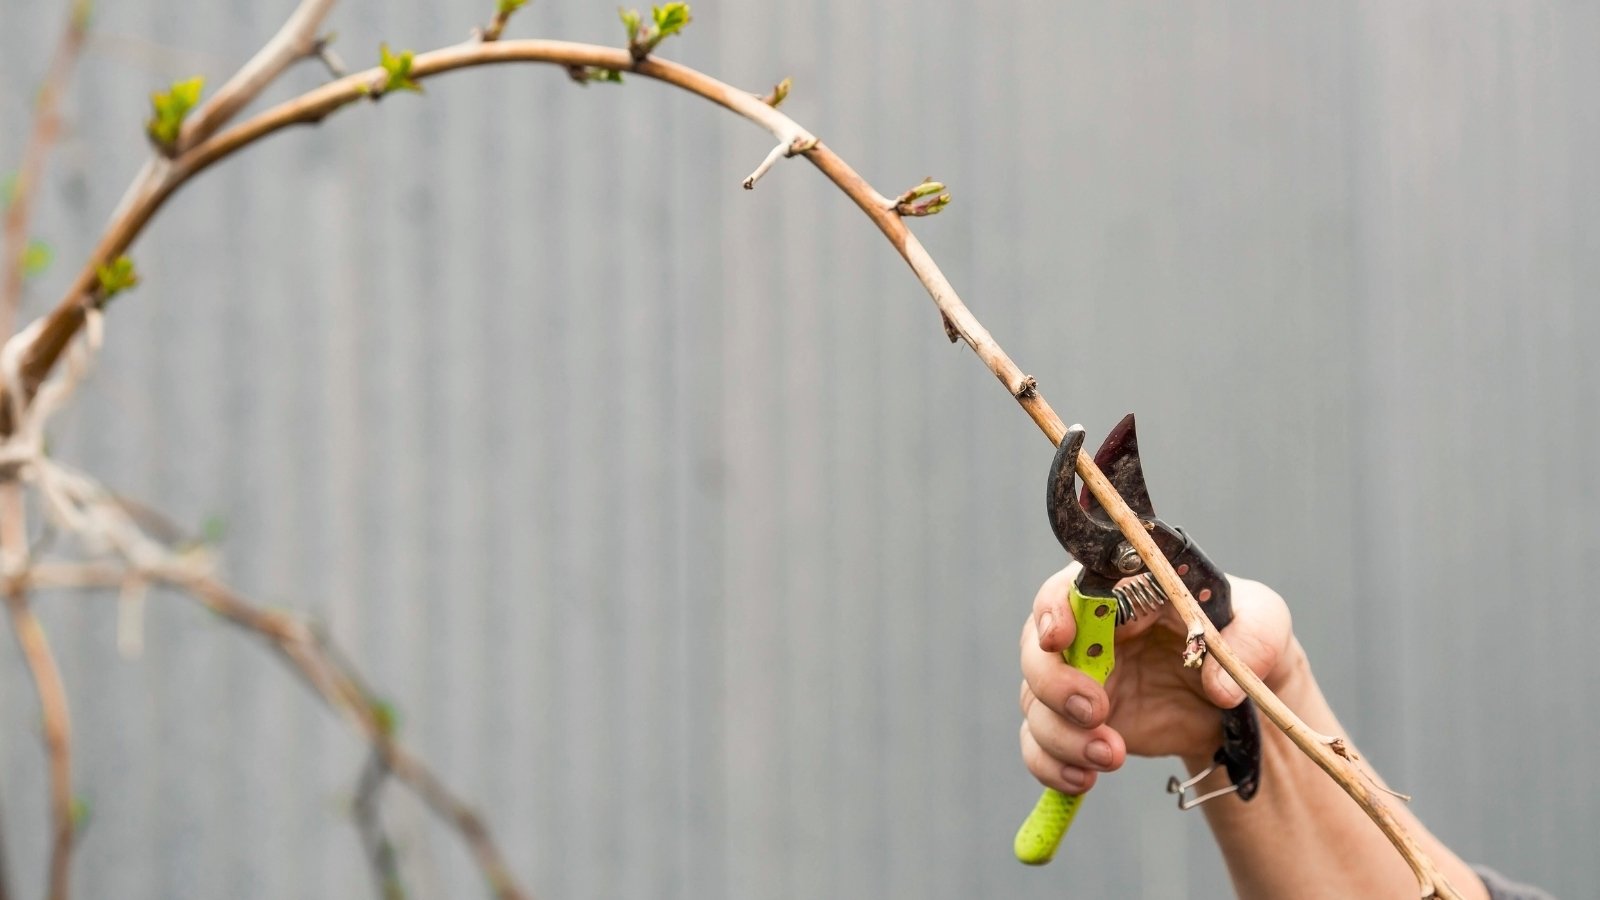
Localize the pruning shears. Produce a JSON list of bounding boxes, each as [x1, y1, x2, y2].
[[1013, 413, 1263, 865]]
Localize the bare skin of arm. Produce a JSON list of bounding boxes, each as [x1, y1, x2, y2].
[[1020, 565, 1489, 900]]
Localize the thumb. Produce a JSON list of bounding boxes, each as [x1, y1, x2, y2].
[[1032, 562, 1083, 653], [1199, 576, 1293, 709]]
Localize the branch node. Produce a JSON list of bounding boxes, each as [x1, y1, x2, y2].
[[1011, 375, 1037, 399], [1182, 630, 1207, 668], [942, 313, 961, 343]]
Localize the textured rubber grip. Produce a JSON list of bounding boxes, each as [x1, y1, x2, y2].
[[1014, 580, 1117, 865]]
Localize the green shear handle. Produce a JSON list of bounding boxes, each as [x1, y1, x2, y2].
[[1013, 579, 1118, 865]]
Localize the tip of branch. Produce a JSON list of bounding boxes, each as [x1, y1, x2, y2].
[[892, 178, 950, 217]]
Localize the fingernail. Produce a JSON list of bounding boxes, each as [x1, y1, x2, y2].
[[1086, 740, 1114, 769], [1060, 765, 1089, 791], [1037, 611, 1055, 642], [1065, 695, 1094, 727]]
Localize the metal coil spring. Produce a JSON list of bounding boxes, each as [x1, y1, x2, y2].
[[1112, 573, 1167, 625]]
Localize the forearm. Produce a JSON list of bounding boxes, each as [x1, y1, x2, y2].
[[1185, 641, 1488, 900]]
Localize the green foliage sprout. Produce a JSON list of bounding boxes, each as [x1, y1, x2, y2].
[[376, 44, 423, 95], [894, 179, 951, 217], [94, 255, 139, 300], [498, 0, 529, 15], [145, 77, 204, 151], [620, 3, 692, 59]]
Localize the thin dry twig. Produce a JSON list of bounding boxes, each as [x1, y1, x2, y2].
[[1, 476, 74, 900], [0, 591, 73, 900], [1, 485, 74, 900], [1, 426, 532, 897], [354, 751, 409, 900], [0, 24, 1463, 900], [1, 0, 92, 342], [155, 570, 529, 900], [22, 541, 529, 897]]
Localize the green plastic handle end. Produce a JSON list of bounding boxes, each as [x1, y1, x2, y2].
[[1014, 787, 1082, 864], [1012, 580, 1117, 865]]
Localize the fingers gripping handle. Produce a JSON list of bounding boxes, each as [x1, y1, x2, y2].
[[1014, 580, 1117, 865]]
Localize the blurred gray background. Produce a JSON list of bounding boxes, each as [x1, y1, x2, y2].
[[1, 0, 1595, 897]]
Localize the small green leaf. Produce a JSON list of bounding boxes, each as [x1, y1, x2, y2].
[[377, 43, 423, 94], [145, 76, 205, 150], [20, 240, 51, 279], [621, 4, 690, 58], [94, 255, 139, 300], [619, 8, 642, 44], [497, 0, 529, 14], [652, 2, 691, 38], [370, 698, 401, 737]]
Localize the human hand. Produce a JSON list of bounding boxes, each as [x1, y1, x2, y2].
[[1019, 564, 1298, 795]]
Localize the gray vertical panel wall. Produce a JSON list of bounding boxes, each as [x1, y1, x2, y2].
[[0, 0, 1593, 897]]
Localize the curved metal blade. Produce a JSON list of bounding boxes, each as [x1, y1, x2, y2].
[[1047, 425, 1123, 572], [1079, 413, 1155, 522]]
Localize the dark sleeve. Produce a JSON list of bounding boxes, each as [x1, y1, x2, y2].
[[1474, 865, 1559, 900]]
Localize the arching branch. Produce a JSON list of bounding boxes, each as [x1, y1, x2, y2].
[[0, 21, 1460, 900]]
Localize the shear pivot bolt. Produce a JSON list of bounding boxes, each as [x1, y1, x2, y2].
[[1113, 543, 1142, 574], [1086, 643, 1103, 658]]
